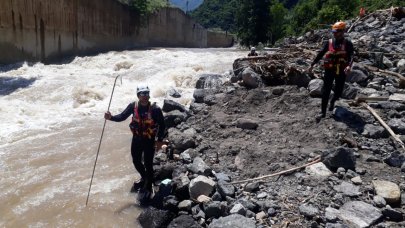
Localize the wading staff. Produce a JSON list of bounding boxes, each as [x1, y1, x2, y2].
[[86, 74, 122, 206]]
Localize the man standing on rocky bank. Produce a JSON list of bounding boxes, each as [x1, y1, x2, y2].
[[104, 84, 166, 203], [308, 21, 354, 120]]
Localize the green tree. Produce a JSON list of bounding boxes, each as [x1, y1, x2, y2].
[[269, 0, 288, 44]]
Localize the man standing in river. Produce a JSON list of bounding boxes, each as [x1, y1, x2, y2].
[[104, 84, 166, 203]]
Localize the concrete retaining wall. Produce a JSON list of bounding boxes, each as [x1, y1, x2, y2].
[[0, 0, 233, 64]]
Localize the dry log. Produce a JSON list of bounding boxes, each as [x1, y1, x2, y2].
[[360, 64, 405, 88]]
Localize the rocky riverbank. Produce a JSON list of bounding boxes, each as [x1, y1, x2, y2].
[[137, 8, 405, 228]]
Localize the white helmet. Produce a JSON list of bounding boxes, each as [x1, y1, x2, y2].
[[251, 47, 256, 51], [136, 84, 150, 94]]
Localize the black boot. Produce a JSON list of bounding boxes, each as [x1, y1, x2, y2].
[[329, 100, 336, 111]]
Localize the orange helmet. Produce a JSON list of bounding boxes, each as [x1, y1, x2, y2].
[[332, 21, 346, 32]]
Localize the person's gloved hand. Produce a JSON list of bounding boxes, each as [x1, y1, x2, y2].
[[104, 111, 112, 120]]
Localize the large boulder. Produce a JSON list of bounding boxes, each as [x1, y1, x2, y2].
[[138, 207, 175, 228], [164, 110, 188, 128], [241, 67, 263, 89], [308, 79, 324, 97], [285, 67, 311, 87], [347, 69, 368, 83], [335, 201, 382, 228], [372, 180, 401, 205], [208, 214, 256, 228], [163, 99, 187, 113], [189, 175, 216, 200], [168, 215, 201, 228], [322, 147, 356, 171], [195, 74, 223, 90], [168, 128, 197, 152]]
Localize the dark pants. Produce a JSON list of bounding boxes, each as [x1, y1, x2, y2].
[[322, 69, 346, 115], [131, 137, 155, 191]]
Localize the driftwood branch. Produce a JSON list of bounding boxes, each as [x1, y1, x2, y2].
[[362, 103, 405, 150], [229, 156, 321, 185]]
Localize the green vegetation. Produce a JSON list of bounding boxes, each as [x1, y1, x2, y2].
[[190, 0, 404, 47], [117, 0, 168, 15]]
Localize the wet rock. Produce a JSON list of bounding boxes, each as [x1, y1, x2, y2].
[[217, 181, 235, 198], [308, 79, 324, 97], [382, 206, 404, 222], [241, 67, 263, 89], [138, 207, 175, 228], [196, 74, 223, 90], [299, 204, 319, 218], [168, 215, 201, 228], [305, 162, 333, 178], [373, 195, 387, 208], [167, 87, 181, 98], [189, 175, 216, 199], [388, 118, 405, 134], [236, 118, 258, 130], [322, 147, 356, 172], [336, 201, 382, 228], [372, 180, 401, 205], [333, 181, 361, 197], [165, 110, 188, 128], [230, 203, 247, 215], [384, 151, 405, 168], [187, 157, 212, 176], [208, 214, 256, 228], [362, 124, 388, 139], [163, 99, 187, 113]]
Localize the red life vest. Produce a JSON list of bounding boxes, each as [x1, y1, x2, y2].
[[323, 39, 348, 74], [129, 102, 157, 139]]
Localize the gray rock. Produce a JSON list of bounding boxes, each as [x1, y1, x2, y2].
[[267, 208, 277, 216], [256, 192, 268, 199], [308, 79, 324, 97], [241, 67, 263, 88], [272, 87, 285, 96], [165, 110, 188, 128], [211, 192, 222, 201], [217, 181, 235, 198], [236, 118, 258, 130], [173, 174, 190, 200], [299, 204, 319, 218], [333, 181, 361, 197], [215, 173, 231, 182], [351, 176, 363, 185], [342, 83, 360, 100], [382, 206, 404, 221], [372, 180, 401, 205], [347, 70, 368, 83], [322, 147, 356, 171], [195, 74, 223, 90], [377, 101, 405, 112], [187, 157, 212, 176], [305, 162, 333, 177], [168, 215, 201, 228], [336, 201, 382, 228], [325, 223, 349, 228], [397, 59, 405, 73], [388, 118, 405, 134], [193, 89, 207, 103], [333, 107, 366, 132], [373, 195, 387, 208], [325, 207, 339, 222], [384, 151, 405, 168], [189, 175, 216, 200], [167, 87, 181, 98], [244, 182, 260, 192], [230, 203, 247, 215], [362, 124, 388, 139], [138, 207, 174, 228], [208, 214, 256, 228], [178, 200, 193, 211], [169, 128, 196, 151], [234, 198, 259, 212], [203, 201, 224, 219], [180, 151, 192, 164], [163, 99, 187, 113], [383, 56, 394, 68]]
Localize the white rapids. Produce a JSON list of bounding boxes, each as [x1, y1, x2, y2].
[[0, 48, 245, 227]]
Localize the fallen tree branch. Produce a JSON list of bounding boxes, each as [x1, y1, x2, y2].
[[360, 64, 405, 87], [362, 103, 405, 150], [229, 156, 321, 185]]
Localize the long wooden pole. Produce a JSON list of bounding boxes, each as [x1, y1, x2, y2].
[[229, 156, 321, 185], [363, 103, 405, 150]]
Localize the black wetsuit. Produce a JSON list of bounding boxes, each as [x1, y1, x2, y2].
[[311, 38, 354, 115], [110, 102, 165, 191]]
